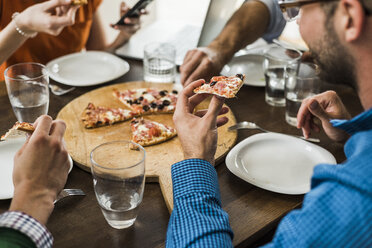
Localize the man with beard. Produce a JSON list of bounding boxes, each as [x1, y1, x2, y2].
[[166, 0, 372, 247]]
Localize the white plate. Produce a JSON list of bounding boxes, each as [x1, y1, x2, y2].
[[46, 51, 130, 87], [221, 54, 265, 87], [0, 137, 73, 200], [226, 133, 336, 194]]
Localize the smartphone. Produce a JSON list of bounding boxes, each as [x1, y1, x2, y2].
[[115, 0, 154, 26]]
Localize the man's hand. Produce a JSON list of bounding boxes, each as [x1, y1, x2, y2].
[[173, 80, 229, 164], [9, 115, 70, 225], [17, 0, 79, 36], [297, 91, 351, 142], [180, 47, 226, 87]]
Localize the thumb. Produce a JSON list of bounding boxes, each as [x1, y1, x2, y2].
[[204, 96, 225, 127], [308, 99, 329, 123]]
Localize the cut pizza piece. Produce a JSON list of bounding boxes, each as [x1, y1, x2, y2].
[[1, 122, 35, 141], [81, 103, 140, 128], [130, 117, 177, 147], [193, 74, 245, 98], [72, 0, 88, 5], [113, 88, 178, 115]]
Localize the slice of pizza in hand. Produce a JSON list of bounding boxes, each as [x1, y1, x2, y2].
[[130, 117, 177, 148], [193, 74, 245, 98], [81, 103, 140, 128], [72, 0, 88, 5], [1, 122, 35, 141]]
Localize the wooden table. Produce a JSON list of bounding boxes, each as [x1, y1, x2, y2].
[[0, 59, 363, 247]]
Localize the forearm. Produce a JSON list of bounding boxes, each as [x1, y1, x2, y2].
[[209, 0, 270, 65], [166, 159, 233, 248], [0, 21, 28, 65]]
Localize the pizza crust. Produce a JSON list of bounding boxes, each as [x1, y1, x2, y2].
[[1, 122, 35, 141]]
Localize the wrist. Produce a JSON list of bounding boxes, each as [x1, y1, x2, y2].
[[12, 12, 38, 38], [10, 183, 55, 225], [208, 40, 235, 66], [183, 151, 215, 165]]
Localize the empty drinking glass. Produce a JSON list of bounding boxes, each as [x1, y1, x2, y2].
[[4, 63, 49, 122], [143, 42, 176, 83], [285, 62, 321, 126], [263, 45, 302, 107], [90, 141, 146, 229]]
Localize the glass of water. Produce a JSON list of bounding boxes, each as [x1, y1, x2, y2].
[[4, 63, 49, 122], [285, 62, 321, 126], [263, 45, 302, 107], [143, 42, 176, 83], [90, 140, 146, 229]]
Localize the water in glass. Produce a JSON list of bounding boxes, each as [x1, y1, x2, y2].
[[265, 67, 286, 107]]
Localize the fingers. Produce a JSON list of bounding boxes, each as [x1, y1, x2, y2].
[[49, 120, 67, 140], [194, 106, 229, 117], [307, 99, 330, 123], [175, 79, 205, 115], [32, 115, 53, 137], [180, 50, 206, 85], [216, 116, 229, 127], [204, 96, 225, 127]]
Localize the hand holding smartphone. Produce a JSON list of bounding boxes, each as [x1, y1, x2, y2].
[[115, 0, 153, 26]]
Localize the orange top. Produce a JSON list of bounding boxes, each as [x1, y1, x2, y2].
[[0, 0, 102, 80]]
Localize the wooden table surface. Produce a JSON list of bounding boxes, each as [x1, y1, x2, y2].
[[0, 59, 363, 248]]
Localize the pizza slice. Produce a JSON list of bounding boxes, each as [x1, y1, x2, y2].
[[193, 74, 245, 98], [1, 122, 35, 141], [113, 88, 178, 115], [130, 117, 177, 147], [81, 103, 140, 128], [72, 0, 88, 5]]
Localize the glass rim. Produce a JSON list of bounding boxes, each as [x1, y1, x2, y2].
[[90, 140, 146, 171], [4, 62, 48, 82], [286, 62, 320, 80], [264, 46, 303, 63]]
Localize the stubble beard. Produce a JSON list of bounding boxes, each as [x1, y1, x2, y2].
[[307, 16, 358, 90]]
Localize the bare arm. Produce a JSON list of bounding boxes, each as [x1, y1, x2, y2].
[[180, 0, 270, 86], [0, 0, 78, 65]]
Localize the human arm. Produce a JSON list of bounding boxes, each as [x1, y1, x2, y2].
[[180, 0, 286, 86], [0, 115, 70, 247], [0, 0, 79, 65], [166, 80, 233, 247], [297, 91, 351, 142], [86, 1, 142, 52]]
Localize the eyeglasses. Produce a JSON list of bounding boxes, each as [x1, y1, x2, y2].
[[278, 0, 337, 21], [279, 0, 371, 21]]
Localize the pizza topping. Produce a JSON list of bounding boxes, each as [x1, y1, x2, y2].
[[150, 102, 157, 108], [143, 105, 150, 112], [163, 100, 170, 106], [158, 104, 164, 110], [172, 90, 178, 94], [193, 74, 245, 98]]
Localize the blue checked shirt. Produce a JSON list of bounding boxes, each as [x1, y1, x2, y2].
[[0, 211, 53, 248], [166, 108, 372, 247]]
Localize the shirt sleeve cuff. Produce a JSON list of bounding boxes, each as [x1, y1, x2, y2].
[[171, 159, 221, 202], [0, 211, 53, 248], [253, 0, 287, 41]]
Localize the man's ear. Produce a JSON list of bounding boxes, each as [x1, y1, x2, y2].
[[339, 0, 366, 42]]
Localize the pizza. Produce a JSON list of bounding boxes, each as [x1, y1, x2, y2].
[[193, 74, 245, 98], [1, 122, 35, 141], [113, 88, 178, 115], [81, 103, 140, 128], [71, 0, 88, 5], [130, 117, 177, 147]]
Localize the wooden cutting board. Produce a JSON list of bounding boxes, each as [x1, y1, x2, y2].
[[57, 81, 237, 212]]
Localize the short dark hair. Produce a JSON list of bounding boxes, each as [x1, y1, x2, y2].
[[321, 0, 371, 15]]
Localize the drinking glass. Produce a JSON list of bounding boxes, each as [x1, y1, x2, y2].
[[143, 42, 176, 83], [4, 63, 49, 122], [90, 141, 146, 229], [263, 45, 302, 107], [285, 62, 321, 126]]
